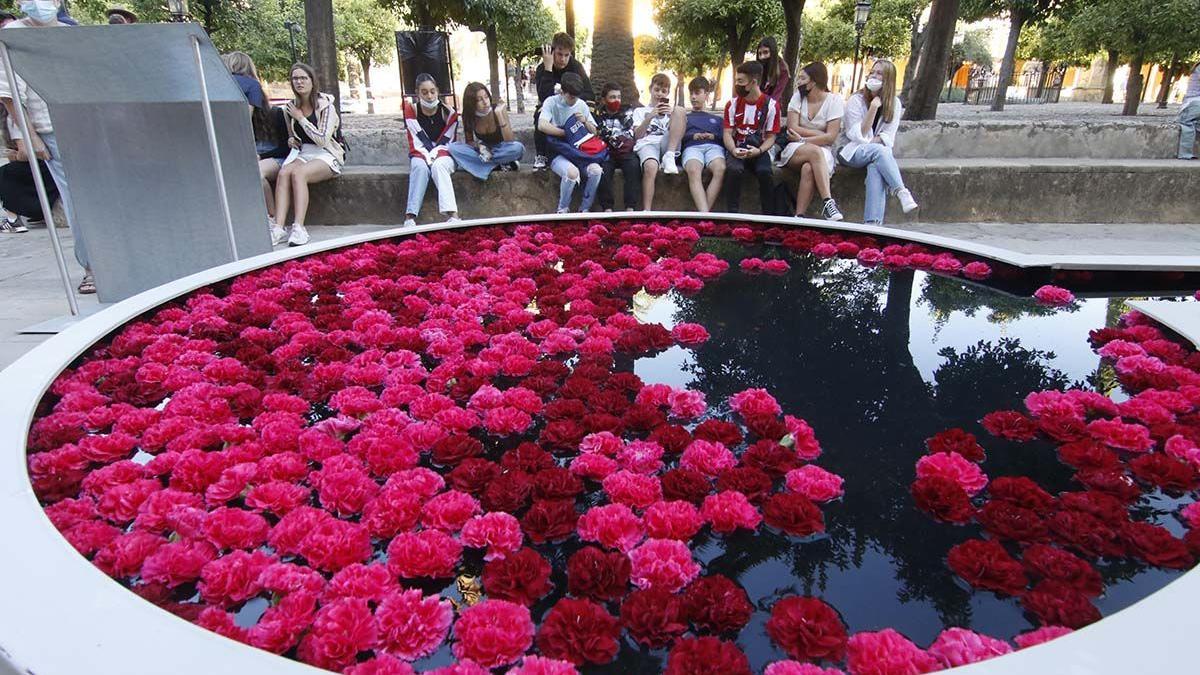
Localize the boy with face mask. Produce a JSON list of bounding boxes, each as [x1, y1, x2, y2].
[[0, 1, 91, 291], [594, 82, 640, 211], [722, 62, 780, 215]]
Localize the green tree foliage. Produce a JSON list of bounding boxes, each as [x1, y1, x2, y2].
[[826, 0, 920, 60], [797, 11, 855, 64], [495, 1, 558, 62], [335, 0, 397, 70], [653, 0, 784, 67], [959, 0, 1072, 110]]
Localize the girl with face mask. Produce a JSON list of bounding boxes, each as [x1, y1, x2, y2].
[[834, 59, 920, 225], [402, 73, 460, 228], [779, 61, 844, 221], [756, 36, 790, 109], [448, 82, 525, 181]]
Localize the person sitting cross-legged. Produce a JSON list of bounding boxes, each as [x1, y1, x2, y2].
[[448, 81, 525, 180]]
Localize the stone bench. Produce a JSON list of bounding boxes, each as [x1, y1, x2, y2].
[[340, 119, 1186, 165], [304, 158, 1200, 226]]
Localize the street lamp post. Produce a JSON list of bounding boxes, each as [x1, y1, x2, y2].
[[284, 21, 301, 63], [167, 0, 189, 22], [852, 0, 872, 92]]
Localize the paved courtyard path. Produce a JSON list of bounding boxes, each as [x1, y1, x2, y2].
[[2, 220, 1198, 370]]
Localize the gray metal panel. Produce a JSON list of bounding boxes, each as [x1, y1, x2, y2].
[[0, 24, 271, 302]]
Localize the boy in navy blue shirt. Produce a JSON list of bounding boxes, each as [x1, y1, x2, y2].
[[664, 77, 726, 212]]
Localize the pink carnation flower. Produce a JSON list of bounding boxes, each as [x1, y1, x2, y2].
[[784, 415, 822, 460], [812, 242, 838, 258], [576, 503, 645, 552], [628, 538, 701, 592], [668, 389, 707, 419], [915, 452, 989, 496], [1013, 625, 1073, 649], [507, 656, 580, 675], [701, 491, 763, 534], [1034, 285, 1075, 306], [740, 257, 767, 273], [671, 323, 710, 346], [643, 500, 704, 540], [680, 439, 737, 476], [462, 512, 524, 561], [617, 440, 665, 474], [1180, 501, 1200, 529], [765, 663, 845, 675], [1086, 418, 1155, 452], [580, 431, 623, 456], [375, 589, 453, 660], [764, 259, 791, 275], [602, 470, 663, 510], [927, 627, 1013, 668], [1166, 435, 1200, 469], [451, 599, 535, 668], [570, 453, 619, 481], [421, 490, 482, 532], [857, 248, 884, 266], [1097, 339, 1146, 359], [386, 530, 462, 578], [846, 629, 939, 675], [785, 465, 845, 502], [962, 261, 992, 280], [730, 388, 783, 418]]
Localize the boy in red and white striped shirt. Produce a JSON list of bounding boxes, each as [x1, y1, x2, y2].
[[722, 62, 779, 214]]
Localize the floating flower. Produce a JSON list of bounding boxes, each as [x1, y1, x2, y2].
[[785, 465, 845, 502], [680, 440, 737, 477], [1034, 285, 1075, 306], [462, 512, 524, 561], [915, 452, 989, 496], [375, 589, 453, 661], [664, 637, 750, 675], [386, 530, 462, 579], [671, 323, 710, 346], [576, 503, 644, 552], [701, 490, 763, 534], [566, 545, 631, 602], [482, 547, 552, 606], [536, 597, 621, 666], [628, 538, 701, 592], [927, 627, 1012, 668], [621, 587, 688, 648], [683, 574, 753, 634], [845, 629, 939, 675], [452, 599, 535, 669]]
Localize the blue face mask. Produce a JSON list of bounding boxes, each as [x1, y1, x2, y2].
[[20, 0, 58, 23]]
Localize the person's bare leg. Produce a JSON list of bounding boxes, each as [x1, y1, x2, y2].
[[642, 159, 659, 211], [796, 144, 833, 199], [684, 160, 707, 212], [705, 159, 725, 211], [259, 159, 281, 219], [665, 107, 687, 154], [796, 163, 816, 216], [274, 164, 295, 226], [290, 161, 336, 226]]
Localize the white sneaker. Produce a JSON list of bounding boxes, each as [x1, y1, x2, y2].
[[402, 218, 417, 229], [447, 215, 461, 224], [821, 199, 844, 222], [533, 155, 548, 170], [479, 145, 493, 163], [895, 188, 919, 214], [662, 152, 679, 174], [287, 223, 310, 246], [270, 224, 287, 246]]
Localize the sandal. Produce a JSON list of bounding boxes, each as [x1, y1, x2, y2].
[[78, 273, 96, 295]]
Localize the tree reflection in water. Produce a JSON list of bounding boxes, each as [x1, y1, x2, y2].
[[642, 244, 1183, 670]]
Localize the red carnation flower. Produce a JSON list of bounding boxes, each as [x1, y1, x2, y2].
[[482, 470, 534, 512], [947, 539, 1028, 596], [1021, 580, 1100, 628], [926, 428, 985, 461], [911, 476, 975, 524], [534, 467, 585, 500], [988, 476, 1056, 511], [1123, 521, 1194, 569], [1130, 453, 1198, 492], [1056, 440, 1121, 471], [566, 545, 631, 602], [536, 597, 621, 666], [981, 411, 1040, 442], [482, 547, 553, 606], [448, 458, 502, 496], [620, 587, 687, 648], [662, 468, 713, 504], [521, 499, 579, 544], [716, 466, 773, 503], [765, 596, 848, 662], [742, 440, 803, 476], [763, 492, 825, 537], [682, 574, 753, 634], [1021, 544, 1103, 596], [665, 637, 751, 675], [1074, 469, 1142, 503], [1048, 510, 1126, 558], [693, 419, 744, 447], [977, 501, 1049, 543]]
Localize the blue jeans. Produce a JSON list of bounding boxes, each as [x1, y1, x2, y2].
[[1179, 98, 1200, 159], [841, 144, 906, 225], [448, 141, 524, 180], [406, 155, 457, 217], [40, 132, 83, 269], [550, 155, 602, 212]]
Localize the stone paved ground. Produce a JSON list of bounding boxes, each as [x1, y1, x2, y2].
[[2, 220, 1199, 370], [342, 101, 1183, 132]]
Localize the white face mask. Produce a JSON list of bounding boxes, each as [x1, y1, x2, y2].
[[474, 104, 492, 117], [418, 97, 440, 112], [21, 0, 58, 23], [865, 77, 884, 93]]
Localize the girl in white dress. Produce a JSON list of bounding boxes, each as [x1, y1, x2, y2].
[[778, 62, 844, 221]]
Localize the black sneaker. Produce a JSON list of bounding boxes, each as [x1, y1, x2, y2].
[[821, 199, 844, 222], [499, 162, 519, 172], [1, 215, 27, 233]]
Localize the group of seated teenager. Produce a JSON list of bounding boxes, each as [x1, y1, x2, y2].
[[226, 32, 921, 248]]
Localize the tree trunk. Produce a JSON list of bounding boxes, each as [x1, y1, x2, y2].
[[360, 57, 375, 114], [726, 22, 753, 68], [904, 0, 959, 121], [1122, 52, 1145, 116], [304, 0, 340, 110], [1102, 49, 1118, 104], [780, 0, 805, 102], [713, 62, 727, 106], [565, 0, 575, 37], [990, 10, 1026, 112], [591, 0, 637, 104], [485, 25, 502, 104], [1156, 56, 1181, 109], [900, 21, 928, 105], [514, 57, 525, 113]]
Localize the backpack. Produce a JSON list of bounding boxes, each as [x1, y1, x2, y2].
[[547, 112, 609, 165]]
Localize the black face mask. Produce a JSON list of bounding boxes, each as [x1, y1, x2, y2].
[[798, 84, 811, 97], [734, 85, 749, 98], [758, 57, 771, 67]]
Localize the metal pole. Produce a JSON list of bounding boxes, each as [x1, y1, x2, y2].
[[0, 42, 78, 315], [190, 34, 239, 261], [852, 33, 861, 92]]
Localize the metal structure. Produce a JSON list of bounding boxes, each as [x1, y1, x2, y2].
[[0, 23, 271, 308], [851, 0, 872, 93], [963, 65, 1066, 106]]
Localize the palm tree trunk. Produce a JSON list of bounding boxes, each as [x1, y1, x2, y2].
[[1122, 52, 1145, 116], [591, 0, 636, 104], [1102, 49, 1118, 104], [990, 9, 1026, 112], [781, 0, 805, 102], [904, 0, 959, 121], [565, 0, 575, 37]]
